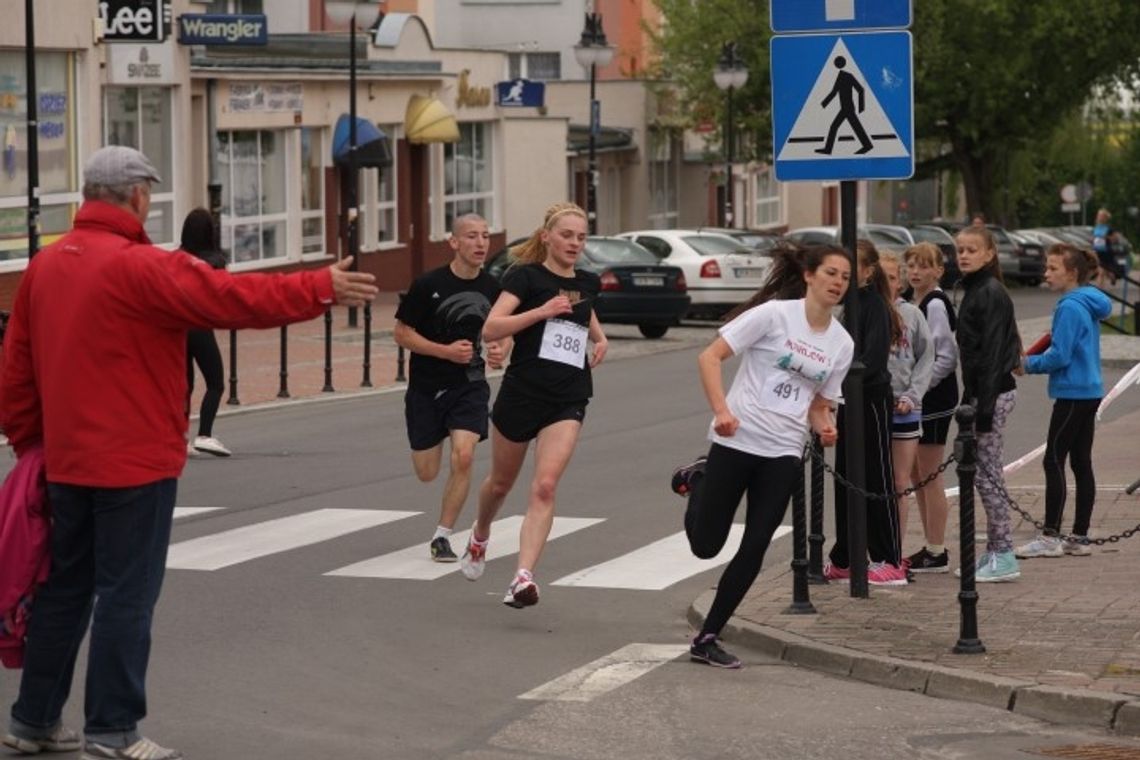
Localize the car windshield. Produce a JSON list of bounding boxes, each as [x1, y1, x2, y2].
[[584, 238, 658, 264], [910, 226, 954, 245], [683, 235, 751, 256], [865, 228, 909, 246]]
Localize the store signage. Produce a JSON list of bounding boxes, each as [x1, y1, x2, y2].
[[107, 42, 177, 85], [179, 14, 268, 46], [100, 0, 167, 42], [456, 70, 491, 108], [495, 79, 544, 108]]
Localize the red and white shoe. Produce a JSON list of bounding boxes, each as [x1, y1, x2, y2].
[[503, 570, 539, 608]]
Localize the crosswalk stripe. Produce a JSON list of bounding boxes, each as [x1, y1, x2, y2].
[[174, 507, 222, 520], [167, 508, 419, 571], [325, 515, 605, 580], [551, 525, 792, 590], [518, 643, 687, 702]]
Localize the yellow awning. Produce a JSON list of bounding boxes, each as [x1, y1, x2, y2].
[[405, 94, 460, 144]]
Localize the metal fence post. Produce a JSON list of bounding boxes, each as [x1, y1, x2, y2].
[[953, 404, 985, 654], [322, 309, 335, 393], [808, 433, 826, 584], [785, 454, 815, 614], [226, 329, 240, 406], [277, 326, 290, 399]]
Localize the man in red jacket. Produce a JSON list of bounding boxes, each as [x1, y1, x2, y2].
[[1, 146, 377, 760]]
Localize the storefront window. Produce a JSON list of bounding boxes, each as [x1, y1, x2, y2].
[[217, 129, 288, 266], [443, 122, 493, 232], [648, 130, 679, 230], [754, 167, 781, 227], [300, 127, 324, 256], [0, 51, 79, 263], [104, 86, 175, 245]]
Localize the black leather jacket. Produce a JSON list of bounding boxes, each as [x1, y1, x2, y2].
[[956, 269, 1021, 432]]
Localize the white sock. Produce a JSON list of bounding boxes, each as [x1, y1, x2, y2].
[[927, 544, 945, 555], [433, 526, 453, 541]]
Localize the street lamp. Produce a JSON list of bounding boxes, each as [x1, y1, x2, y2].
[[574, 12, 614, 235], [713, 42, 748, 228], [326, 1, 368, 328]]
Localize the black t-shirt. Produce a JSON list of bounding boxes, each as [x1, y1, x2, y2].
[[500, 263, 600, 404], [395, 264, 501, 392]]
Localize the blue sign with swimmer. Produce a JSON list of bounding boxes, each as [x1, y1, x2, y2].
[[770, 31, 913, 182], [495, 79, 545, 108], [770, 0, 911, 33]]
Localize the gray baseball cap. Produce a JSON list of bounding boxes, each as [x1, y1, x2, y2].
[[83, 145, 162, 186]]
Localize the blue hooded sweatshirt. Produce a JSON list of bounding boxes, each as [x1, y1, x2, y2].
[[1025, 285, 1111, 399]]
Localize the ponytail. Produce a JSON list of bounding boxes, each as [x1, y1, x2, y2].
[[510, 201, 587, 266], [857, 239, 903, 344], [723, 243, 847, 321], [1047, 242, 1099, 285]]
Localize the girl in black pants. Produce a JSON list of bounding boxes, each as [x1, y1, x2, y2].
[[671, 245, 854, 668], [180, 208, 231, 457]]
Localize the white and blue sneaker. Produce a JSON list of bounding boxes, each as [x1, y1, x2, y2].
[[976, 550, 1020, 582], [1015, 535, 1063, 559]]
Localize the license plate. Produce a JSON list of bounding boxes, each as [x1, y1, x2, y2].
[[734, 267, 765, 278], [632, 275, 665, 287]]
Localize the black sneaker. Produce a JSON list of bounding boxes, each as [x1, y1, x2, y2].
[[430, 536, 458, 562], [906, 547, 950, 574], [671, 456, 708, 497], [689, 634, 741, 669]]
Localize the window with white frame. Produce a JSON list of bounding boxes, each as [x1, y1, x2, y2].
[[201, 0, 263, 13], [104, 86, 175, 246], [508, 52, 561, 81], [217, 130, 288, 266], [299, 127, 324, 256], [754, 167, 781, 227], [359, 124, 398, 250], [648, 130, 679, 230], [0, 51, 80, 264], [443, 122, 493, 233]]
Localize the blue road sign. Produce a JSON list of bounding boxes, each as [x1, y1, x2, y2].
[[495, 79, 545, 108], [770, 0, 911, 33], [770, 31, 913, 182]]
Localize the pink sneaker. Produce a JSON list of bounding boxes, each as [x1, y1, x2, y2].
[[867, 561, 908, 587], [823, 561, 849, 583]]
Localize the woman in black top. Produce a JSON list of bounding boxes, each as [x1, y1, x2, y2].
[[179, 208, 230, 457], [457, 202, 608, 609]]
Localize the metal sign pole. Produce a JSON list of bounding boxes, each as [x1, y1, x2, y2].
[[840, 180, 868, 598]]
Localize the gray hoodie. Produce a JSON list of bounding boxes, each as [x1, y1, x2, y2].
[[889, 300, 934, 410]]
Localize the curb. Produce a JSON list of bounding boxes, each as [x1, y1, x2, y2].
[[688, 590, 1140, 735]]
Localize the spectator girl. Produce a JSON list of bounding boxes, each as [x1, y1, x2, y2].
[[955, 225, 1022, 582], [670, 244, 853, 668], [902, 243, 959, 573], [1016, 244, 1110, 559], [459, 202, 607, 609]]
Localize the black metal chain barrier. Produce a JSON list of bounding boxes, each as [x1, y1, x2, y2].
[[975, 463, 1140, 546], [807, 444, 956, 502]]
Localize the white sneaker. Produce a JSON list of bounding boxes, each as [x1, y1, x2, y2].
[[82, 736, 182, 759], [503, 570, 539, 608], [186, 441, 198, 457], [193, 435, 231, 457], [459, 533, 487, 581], [1063, 537, 1092, 556], [1014, 535, 1063, 559]]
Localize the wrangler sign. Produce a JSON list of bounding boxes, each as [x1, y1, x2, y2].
[[178, 14, 268, 46]]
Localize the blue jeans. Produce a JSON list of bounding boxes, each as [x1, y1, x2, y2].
[[10, 479, 177, 748]]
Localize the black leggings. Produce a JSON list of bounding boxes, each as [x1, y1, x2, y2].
[[828, 389, 899, 567], [685, 443, 799, 637], [1043, 398, 1099, 537], [187, 329, 224, 438]]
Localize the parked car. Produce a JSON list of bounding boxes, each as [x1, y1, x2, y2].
[[911, 221, 1038, 284], [615, 230, 773, 319], [692, 227, 784, 254], [786, 223, 909, 254], [1007, 231, 1045, 285], [906, 224, 962, 288], [485, 236, 690, 339], [1056, 226, 1133, 274]]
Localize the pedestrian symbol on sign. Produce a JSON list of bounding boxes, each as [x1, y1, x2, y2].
[[814, 56, 872, 155]]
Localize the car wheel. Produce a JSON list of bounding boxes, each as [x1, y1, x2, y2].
[[638, 324, 669, 339]]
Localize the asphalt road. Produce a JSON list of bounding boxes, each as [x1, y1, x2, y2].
[[5, 285, 1140, 759]]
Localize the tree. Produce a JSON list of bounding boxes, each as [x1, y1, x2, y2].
[[650, 0, 1140, 221]]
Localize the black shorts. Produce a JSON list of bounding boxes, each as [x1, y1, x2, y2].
[[919, 410, 954, 446], [891, 419, 921, 440], [405, 381, 490, 451], [491, 384, 588, 443]]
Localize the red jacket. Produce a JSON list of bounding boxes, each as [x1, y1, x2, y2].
[[0, 444, 48, 669], [0, 201, 335, 487]]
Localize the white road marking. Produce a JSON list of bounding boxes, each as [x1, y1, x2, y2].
[[173, 507, 222, 520], [518, 643, 688, 702], [167, 508, 418, 570], [326, 515, 604, 580], [552, 525, 792, 590]]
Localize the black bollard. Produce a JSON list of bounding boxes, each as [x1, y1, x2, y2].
[[785, 454, 816, 614], [277, 326, 290, 399], [362, 301, 373, 388], [808, 434, 826, 584], [322, 308, 335, 393], [843, 362, 869, 598], [953, 404, 985, 654], [226, 329, 240, 406]]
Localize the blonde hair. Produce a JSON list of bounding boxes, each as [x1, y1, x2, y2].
[[904, 242, 943, 271], [510, 202, 588, 265]]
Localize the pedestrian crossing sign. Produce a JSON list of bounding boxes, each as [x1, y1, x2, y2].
[[771, 31, 913, 181]]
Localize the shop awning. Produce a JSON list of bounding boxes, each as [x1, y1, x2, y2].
[[405, 94, 459, 144], [333, 115, 393, 168], [568, 124, 635, 154]]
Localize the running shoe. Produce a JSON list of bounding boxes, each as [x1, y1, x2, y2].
[[503, 570, 539, 608], [822, 561, 850, 583], [976, 550, 1020, 582], [1015, 535, 1063, 559], [867, 561, 908, 587], [429, 536, 458, 563], [459, 533, 487, 580], [689, 633, 742, 669], [906, 547, 950, 574], [670, 456, 707, 497], [1063, 537, 1092, 556], [193, 435, 232, 457], [82, 736, 182, 759], [3, 723, 80, 754], [953, 551, 991, 578]]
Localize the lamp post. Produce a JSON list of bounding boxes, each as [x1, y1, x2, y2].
[[25, 0, 39, 258], [326, 1, 367, 328], [573, 12, 614, 235], [713, 42, 748, 228]]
